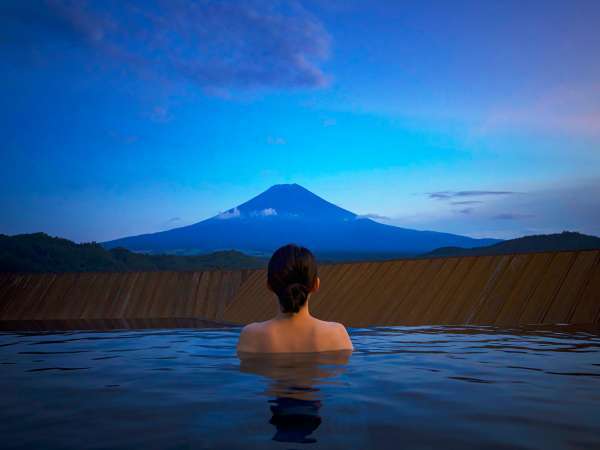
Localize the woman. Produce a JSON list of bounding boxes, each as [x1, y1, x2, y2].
[[237, 243, 353, 353]]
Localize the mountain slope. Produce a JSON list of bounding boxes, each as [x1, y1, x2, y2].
[[0, 233, 266, 273], [103, 183, 501, 256], [423, 231, 600, 257]]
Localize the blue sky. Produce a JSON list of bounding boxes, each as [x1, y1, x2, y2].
[[1, 0, 599, 242]]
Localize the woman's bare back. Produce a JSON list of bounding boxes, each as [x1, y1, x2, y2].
[[237, 316, 353, 353]]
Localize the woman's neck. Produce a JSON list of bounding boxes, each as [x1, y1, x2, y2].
[[275, 300, 312, 321]]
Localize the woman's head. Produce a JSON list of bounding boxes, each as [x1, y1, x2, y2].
[[267, 244, 319, 314]]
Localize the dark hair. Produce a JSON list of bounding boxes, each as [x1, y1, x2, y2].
[[268, 244, 318, 314]]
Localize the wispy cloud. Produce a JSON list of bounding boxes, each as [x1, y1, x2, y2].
[[451, 200, 484, 206], [216, 207, 241, 219], [492, 213, 535, 221], [355, 213, 391, 221], [428, 190, 516, 200], [4, 0, 331, 93], [395, 178, 600, 239], [252, 208, 277, 217], [161, 216, 183, 229]]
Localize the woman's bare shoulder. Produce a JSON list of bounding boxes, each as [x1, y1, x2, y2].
[[314, 319, 353, 350], [237, 320, 273, 352], [314, 318, 347, 330], [239, 320, 270, 340]]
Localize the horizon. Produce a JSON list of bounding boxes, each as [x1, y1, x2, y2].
[[2, 1, 599, 243]]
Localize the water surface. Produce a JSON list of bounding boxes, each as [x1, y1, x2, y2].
[[1, 325, 599, 449]]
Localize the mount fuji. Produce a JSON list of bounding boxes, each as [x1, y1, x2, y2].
[[103, 183, 501, 257]]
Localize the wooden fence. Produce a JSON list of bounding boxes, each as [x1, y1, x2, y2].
[[1, 250, 599, 327]]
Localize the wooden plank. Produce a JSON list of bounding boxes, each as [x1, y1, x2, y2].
[[67, 273, 100, 320], [344, 260, 399, 326], [77, 272, 104, 319], [160, 272, 183, 317], [405, 257, 461, 325], [307, 264, 336, 311], [111, 273, 141, 318], [136, 271, 164, 318], [463, 255, 513, 324], [471, 254, 532, 324], [194, 271, 213, 318], [543, 251, 598, 324], [213, 271, 231, 320], [570, 252, 600, 324], [378, 259, 431, 325], [143, 272, 170, 318], [171, 272, 193, 318], [423, 256, 477, 324], [185, 272, 203, 317], [236, 269, 270, 322], [12, 274, 57, 320], [0, 273, 16, 301], [448, 256, 499, 324], [360, 261, 408, 325], [336, 262, 384, 325], [36, 273, 79, 319], [82, 272, 122, 319], [389, 258, 446, 325], [2, 274, 33, 319], [313, 263, 356, 319], [519, 252, 576, 324], [0, 274, 33, 319], [310, 263, 352, 316], [224, 270, 242, 316], [203, 271, 221, 321], [222, 270, 263, 323], [0, 275, 25, 317], [495, 252, 555, 326]]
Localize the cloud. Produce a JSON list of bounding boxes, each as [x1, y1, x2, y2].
[[451, 200, 484, 206], [3, 0, 331, 93], [267, 136, 286, 145], [393, 178, 600, 239], [492, 213, 535, 221], [160, 216, 183, 229], [457, 208, 474, 215], [355, 213, 391, 221], [216, 207, 241, 219], [253, 208, 277, 216], [428, 190, 517, 200]]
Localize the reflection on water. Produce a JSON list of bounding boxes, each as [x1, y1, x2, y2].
[[239, 350, 350, 443], [0, 324, 599, 449]]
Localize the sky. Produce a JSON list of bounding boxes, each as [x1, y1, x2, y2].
[[1, 0, 599, 242]]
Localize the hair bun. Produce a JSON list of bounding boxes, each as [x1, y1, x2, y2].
[[279, 282, 309, 313]]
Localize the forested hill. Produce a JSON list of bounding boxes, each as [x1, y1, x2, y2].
[[0, 233, 266, 273], [423, 231, 600, 257]]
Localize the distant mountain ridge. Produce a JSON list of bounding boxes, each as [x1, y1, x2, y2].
[[103, 183, 501, 256], [0, 233, 266, 273], [423, 231, 600, 257]]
